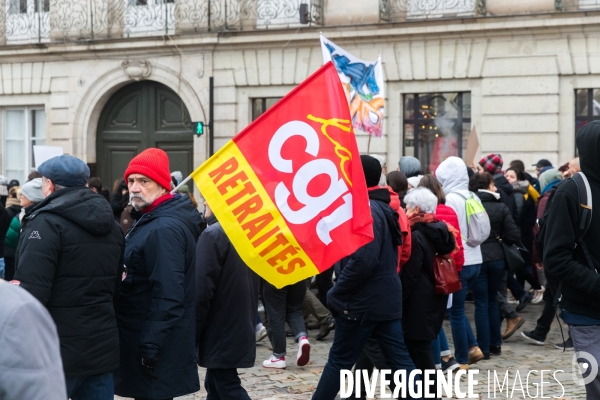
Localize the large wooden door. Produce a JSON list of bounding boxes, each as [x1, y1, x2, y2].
[[96, 81, 193, 190]]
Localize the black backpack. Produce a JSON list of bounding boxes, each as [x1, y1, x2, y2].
[[534, 172, 593, 262]]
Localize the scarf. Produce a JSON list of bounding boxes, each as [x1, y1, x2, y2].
[[408, 212, 437, 227], [5, 197, 19, 208], [477, 189, 501, 200], [140, 193, 174, 214]]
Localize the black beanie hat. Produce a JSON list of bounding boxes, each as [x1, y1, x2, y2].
[[360, 155, 382, 188]]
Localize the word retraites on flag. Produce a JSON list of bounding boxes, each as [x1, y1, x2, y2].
[[191, 62, 374, 288], [320, 34, 385, 138]]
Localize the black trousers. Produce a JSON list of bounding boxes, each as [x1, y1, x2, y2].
[[353, 338, 395, 399], [316, 267, 334, 308], [405, 339, 437, 399], [263, 280, 307, 356], [204, 368, 250, 400], [531, 272, 559, 340]]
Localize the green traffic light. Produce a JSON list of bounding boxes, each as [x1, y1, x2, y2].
[[195, 122, 204, 136]]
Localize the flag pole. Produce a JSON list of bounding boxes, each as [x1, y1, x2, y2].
[[170, 175, 193, 195]]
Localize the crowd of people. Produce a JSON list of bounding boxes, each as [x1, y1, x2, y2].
[[1, 123, 600, 400]]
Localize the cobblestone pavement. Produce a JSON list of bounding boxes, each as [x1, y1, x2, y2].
[[117, 300, 587, 400]]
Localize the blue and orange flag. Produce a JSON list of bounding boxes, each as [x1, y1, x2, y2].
[[191, 62, 373, 288]]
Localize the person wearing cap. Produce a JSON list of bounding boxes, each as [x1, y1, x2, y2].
[[532, 159, 553, 178], [312, 155, 419, 400], [114, 148, 202, 400], [12, 155, 125, 399]]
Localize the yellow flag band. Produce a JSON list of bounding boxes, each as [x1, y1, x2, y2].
[[193, 143, 319, 288]]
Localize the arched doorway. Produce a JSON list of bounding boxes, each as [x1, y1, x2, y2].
[[96, 80, 193, 190]]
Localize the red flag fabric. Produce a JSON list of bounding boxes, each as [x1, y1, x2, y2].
[[192, 62, 373, 288]]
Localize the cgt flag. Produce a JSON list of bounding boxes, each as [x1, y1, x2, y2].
[[191, 62, 373, 288]]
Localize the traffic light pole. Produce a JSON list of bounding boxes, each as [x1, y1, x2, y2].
[[209, 76, 214, 156]]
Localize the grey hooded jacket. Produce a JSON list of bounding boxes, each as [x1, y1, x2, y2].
[[0, 281, 66, 400]]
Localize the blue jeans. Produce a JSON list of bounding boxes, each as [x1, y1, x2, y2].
[[448, 264, 480, 365], [66, 372, 113, 400], [312, 316, 421, 400], [472, 260, 504, 354], [431, 328, 450, 365]]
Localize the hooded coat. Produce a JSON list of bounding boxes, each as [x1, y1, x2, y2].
[[435, 157, 484, 266], [400, 220, 456, 340], [195, 214, 260, 369], [544, 120, 600, 319], [114, 195, 201, 399], [13, 187, 124, 377], [328, 188, 403, 321], [477, 191, 521, 263]]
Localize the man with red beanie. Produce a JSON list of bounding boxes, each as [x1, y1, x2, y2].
[[114, 148, 202, 400]]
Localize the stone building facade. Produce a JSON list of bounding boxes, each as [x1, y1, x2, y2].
[[1, 0, 600, 187]]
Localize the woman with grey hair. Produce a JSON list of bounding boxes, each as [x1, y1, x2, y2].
[[401, 187, 457, 396]]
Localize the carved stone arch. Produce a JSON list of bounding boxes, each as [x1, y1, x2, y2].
[[72, 61, 206, 165]]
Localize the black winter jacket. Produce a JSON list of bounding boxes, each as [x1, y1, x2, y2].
[[14, 187, 124, 377], [478, 191, 521, 263], [511, 180, 536, 255], [114, 195, 201, 399], [110, 180, 128, 221], [493, 173, 515, 220], [195, 214, 260, 368], [328, 188, 403, 321], [401, 220, 455, 340], [545, 121, 600, 319]]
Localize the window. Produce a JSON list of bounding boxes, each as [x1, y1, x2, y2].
[[251, 98, 281, 121], [6, 0, 50, 44], [575, 88, 600, 134], [403, 92, 471, 173], [4, 107, 46, 183], [406, 0, 477, 19], [124, 0, 175, 37]]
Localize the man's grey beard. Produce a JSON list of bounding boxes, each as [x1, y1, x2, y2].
[[130, 193, 152, 211]]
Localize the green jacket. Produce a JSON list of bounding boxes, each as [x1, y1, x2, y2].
[[5, 215, 20, 250]]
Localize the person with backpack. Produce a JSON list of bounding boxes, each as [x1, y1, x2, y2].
[[436, 157, 490, 370], [521, 170, 575, 349], [544, 121, 600, 398], [401, 187, 457, 396], [469, 172, 521, 359]]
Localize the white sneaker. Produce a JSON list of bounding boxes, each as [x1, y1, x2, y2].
[[263, 355, 286, 369], [297, 336, 310, 366], [256, 326, 267, 342], [532, 286, 545, 304]]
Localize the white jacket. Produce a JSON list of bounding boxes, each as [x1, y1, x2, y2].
[[436, 157, 483, 266]]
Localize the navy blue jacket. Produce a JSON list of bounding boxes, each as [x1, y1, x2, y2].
[[195, 214, 260, 369], [327, 189, 403, 321], [114, 195, 201, 399]]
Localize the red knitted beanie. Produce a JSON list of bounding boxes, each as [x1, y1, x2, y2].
[[124, 148, 172, 190]]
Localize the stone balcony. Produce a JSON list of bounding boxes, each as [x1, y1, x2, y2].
[[0, 0, 599, 47]]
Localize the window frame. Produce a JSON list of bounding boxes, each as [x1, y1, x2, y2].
[[3, 106, 46, 183], [251, 97, 282, 121], [402, 92, 471, 170]]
